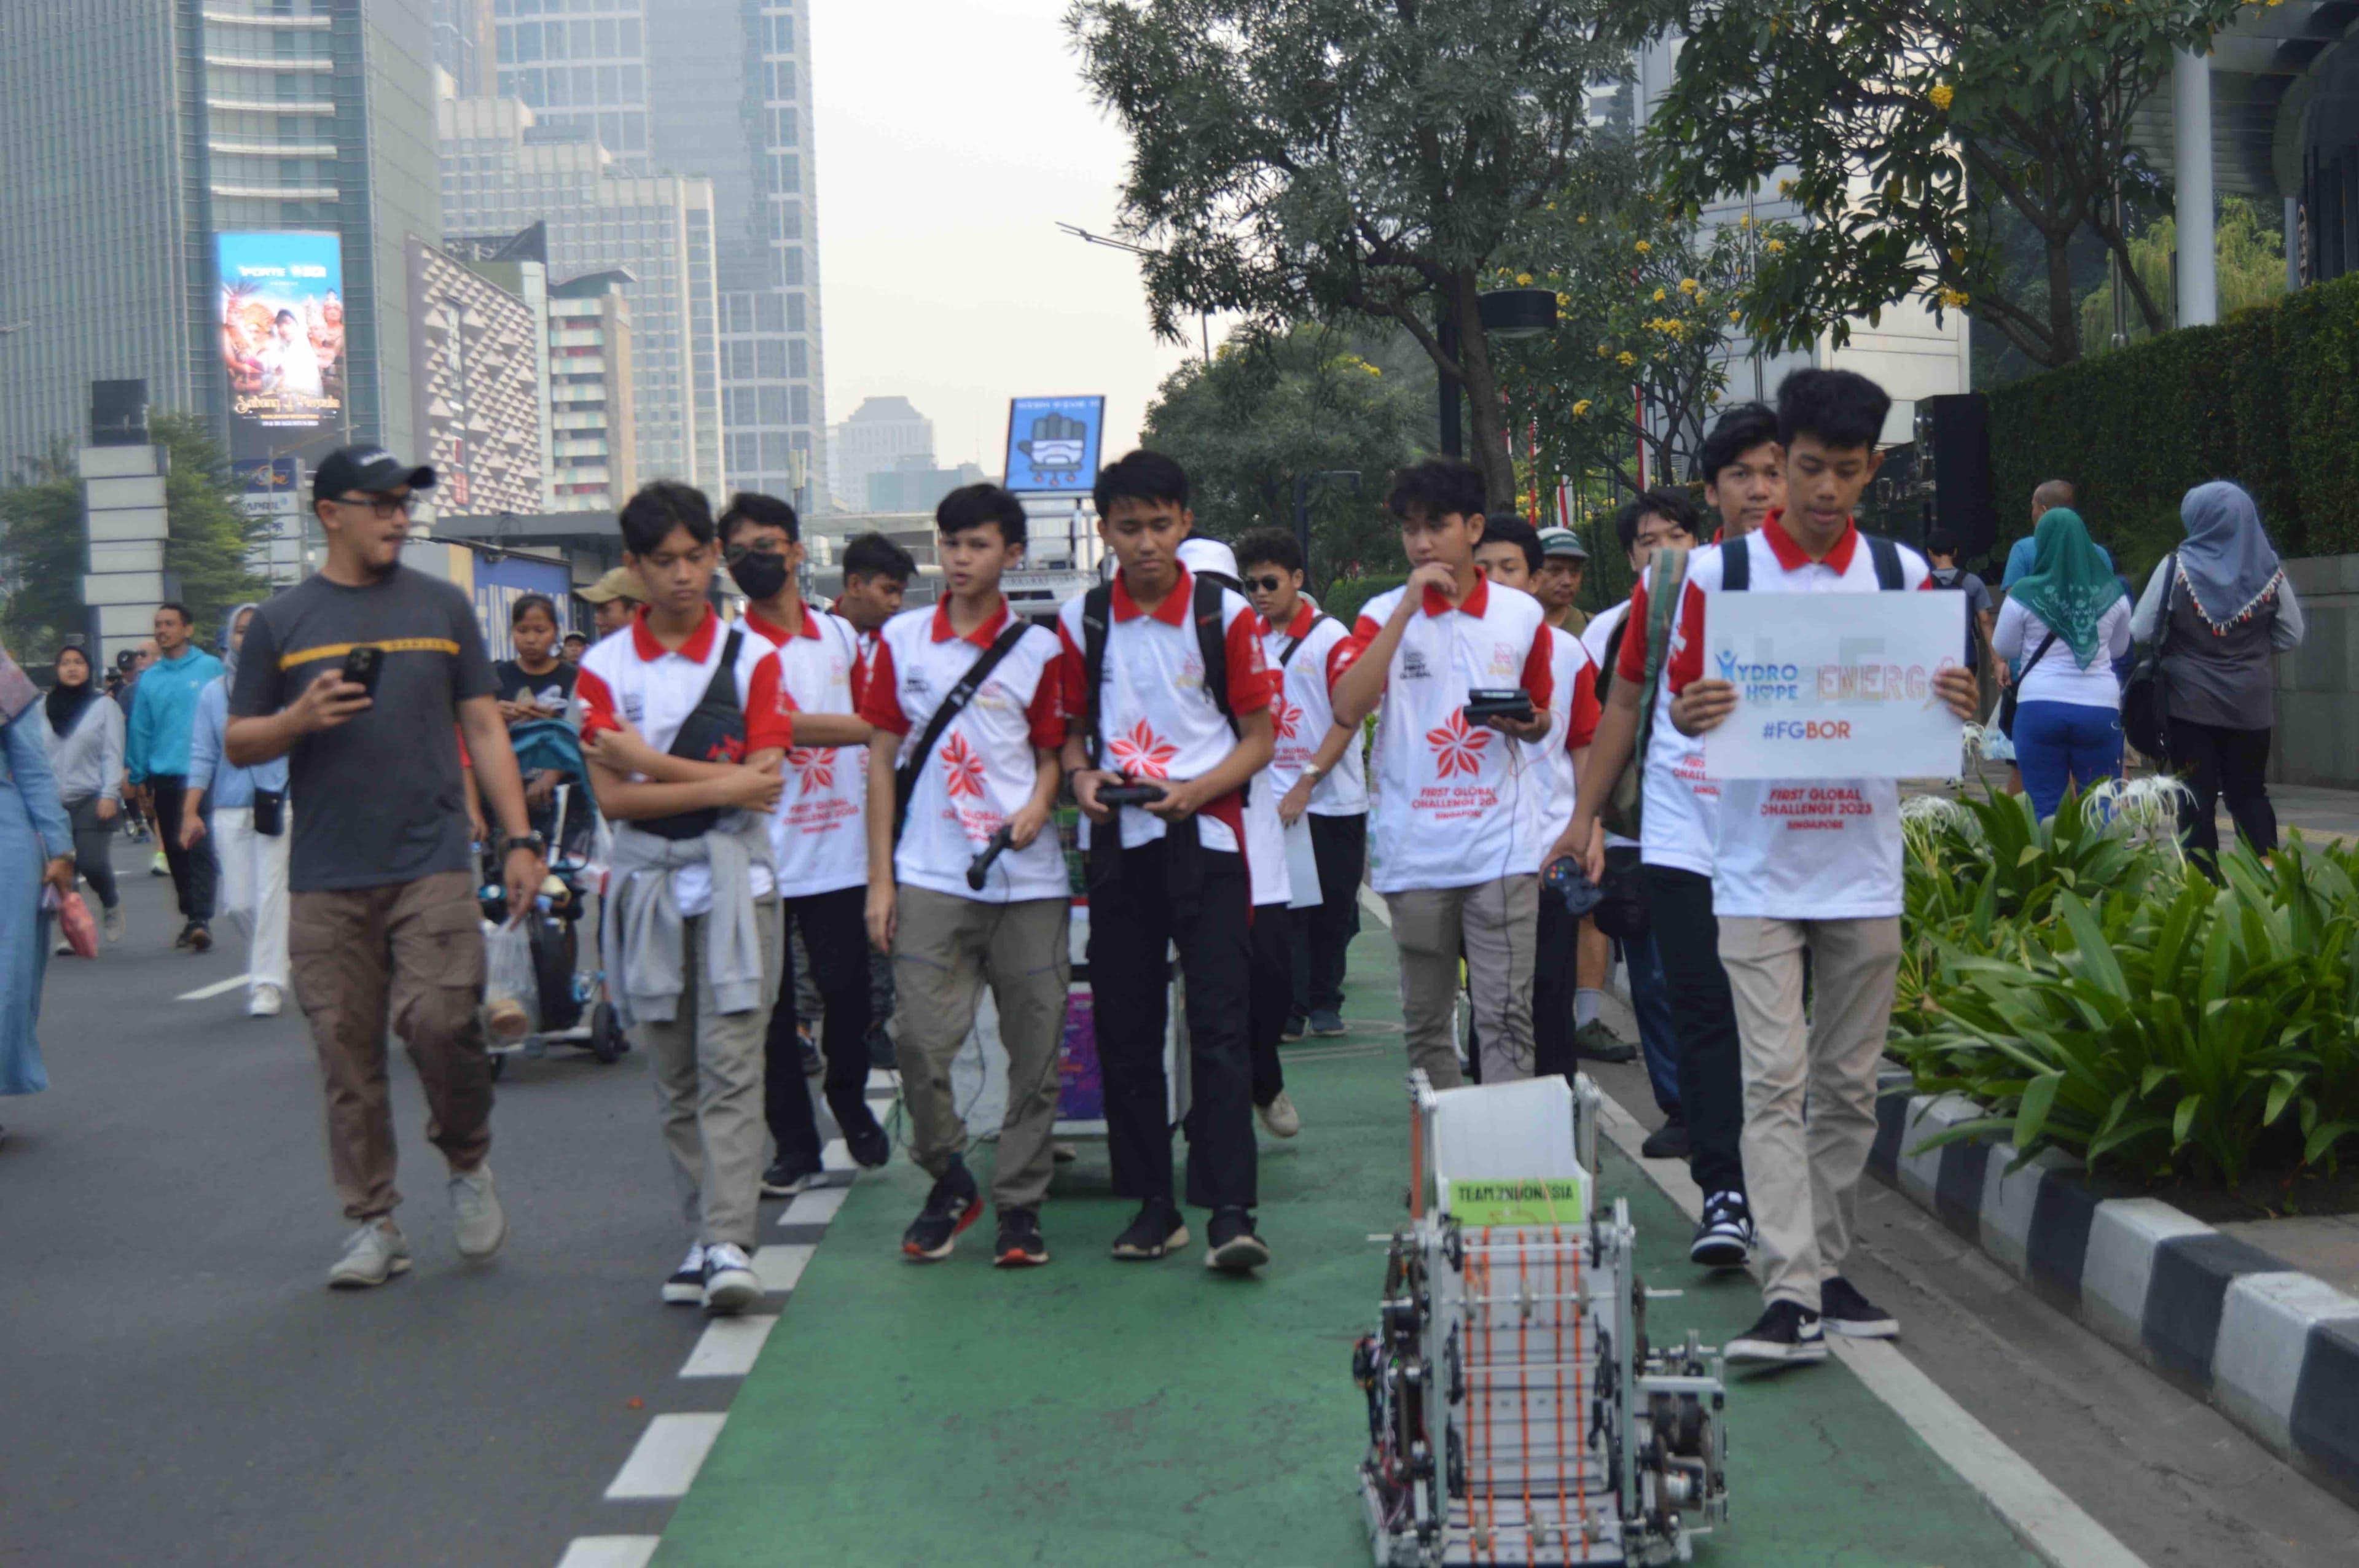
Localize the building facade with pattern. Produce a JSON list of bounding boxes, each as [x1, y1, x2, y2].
[[406, 235, 545, 517]]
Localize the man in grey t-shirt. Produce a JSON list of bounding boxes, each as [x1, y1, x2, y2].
[[226, 446, 544, 1292]]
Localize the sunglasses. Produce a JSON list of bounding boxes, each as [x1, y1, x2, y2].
[[1246, 574, 1289, 593]]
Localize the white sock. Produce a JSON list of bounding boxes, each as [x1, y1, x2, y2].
[[1575, 988, 1603, 1029]]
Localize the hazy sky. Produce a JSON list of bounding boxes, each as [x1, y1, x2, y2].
[[808, 0, 1218, 477]]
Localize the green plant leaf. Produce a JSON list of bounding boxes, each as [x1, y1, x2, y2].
[[2016, 1070, 2065, 1148], [2173, 1093, 2202, 1149]]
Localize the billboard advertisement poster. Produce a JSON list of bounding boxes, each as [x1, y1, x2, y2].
[[472, 552, 576, 661], [1003, 396, 1105, 493], [216, 232, 346, 458]]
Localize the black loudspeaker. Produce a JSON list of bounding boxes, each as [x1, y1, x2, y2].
[[1914, 392, 1997, 560], [89, 380, 149, 447]]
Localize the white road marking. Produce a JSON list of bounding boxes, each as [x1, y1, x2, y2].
[[782, 1185, 848, 1227], [1586, 1085, 2148, 1568], [679, 1314, 778, 1379], [752, 1243, 813, 1295], [866, 1068, 899, 1092], [176, 973, 251, 1000], [603, 1413, 726, 1500], [555, 1537, 660, 1568], [820, 1137, 854, 1171]]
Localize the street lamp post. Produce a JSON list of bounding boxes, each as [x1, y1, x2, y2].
[[1055, 223, 1213, 363], [1291, 469, 1363, 574], [1434, 286, 1559, 461]]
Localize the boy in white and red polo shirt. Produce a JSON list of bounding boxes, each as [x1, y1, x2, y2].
[[1058, 451, 1277, 1274], [861, 485, 1069, 1268], [576, 481, 795, 1316], [716, 493, 890, 1196], [1582, 371, 1975, 1365], [1331, 457, 1557, 1088]]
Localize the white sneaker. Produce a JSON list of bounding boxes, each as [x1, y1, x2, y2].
[[248, 984, 283, 1018], [102, 905, 124, 942], [662, 1244, 708, 1306], [1256, 1090, 1302, 1139], [702, 1242, 762, 1315], [450, 1166, 507, 1260], [328, 1219, 412, 1289], [52, 939, 74, 958]]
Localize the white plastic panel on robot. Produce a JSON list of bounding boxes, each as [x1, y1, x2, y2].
[[1428, 1075, 1593, 1227]]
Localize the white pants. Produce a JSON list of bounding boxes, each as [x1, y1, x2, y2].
[[214, 806, 291, 995]]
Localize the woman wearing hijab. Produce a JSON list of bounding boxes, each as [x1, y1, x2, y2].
[[2131, 480, 2307, 866], [1, 645, 76, 1131], [181, 604, 292, 1018], [1992, 509, 2134, 819], [41, 646, 127, 943]]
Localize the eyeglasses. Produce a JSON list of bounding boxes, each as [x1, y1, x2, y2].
[[1246, 574, 1288, 593], [335, 493, 415, 520]]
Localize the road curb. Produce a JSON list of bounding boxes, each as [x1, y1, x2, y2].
[[1868, 1069, 2359, 1508]]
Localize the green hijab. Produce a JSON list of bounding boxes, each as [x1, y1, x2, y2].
[[2009, 508, 2124, 668]]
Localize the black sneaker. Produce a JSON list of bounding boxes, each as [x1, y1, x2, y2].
[[901, 1162, 983, 1261], [1820, 1276, 1898, 1339], [761, 1156, 823, 1198], [173, 921, 195, 949], [844, 1118, 891, 1170], [187, 922, 213, 954], [1110, 1199, 1189, 1261], [1690, 1190, 1755, 1269], [1640, 1117, 1690, 1160], [992, 1206, 1050, 1268], [1204, 1207, 1270, 1273], [1726, 1300, 1828, 1365], [1280, 1014, 1307, 1043], [660, 1244, 706, 1306]]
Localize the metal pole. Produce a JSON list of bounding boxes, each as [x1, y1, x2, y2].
[[1438, 294, 1463, 457], [2173, 49, 2217, 327], [1292, 473, 1312, 563]]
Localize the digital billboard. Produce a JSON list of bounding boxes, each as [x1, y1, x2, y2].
[[1003, 396, 1105, 494], [216, 232, 346, 458]]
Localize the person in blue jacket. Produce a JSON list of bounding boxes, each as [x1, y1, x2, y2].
[[125, 603, 224, 951], [181, 604, 292, 1016], [1, 643, 76, 1133]]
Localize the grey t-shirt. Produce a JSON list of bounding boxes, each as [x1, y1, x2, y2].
[[229, 566, 496, 891]]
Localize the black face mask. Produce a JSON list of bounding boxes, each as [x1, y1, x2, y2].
[[729, 549, 791, 601]]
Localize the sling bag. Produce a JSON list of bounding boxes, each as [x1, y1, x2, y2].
[[1598, 547, 1689, 843], [1997, 630, 2057, 742], [638, 628, 748, 841], [891, 620, 1032, 841]]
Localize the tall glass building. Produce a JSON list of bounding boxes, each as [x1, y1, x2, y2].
[[0, 0, 440, 474]]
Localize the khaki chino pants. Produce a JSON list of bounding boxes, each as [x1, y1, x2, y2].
[[1385, 875, 1539, 1088], [1716, 914, 1901, 1310], [639, 900, 782, 1252]]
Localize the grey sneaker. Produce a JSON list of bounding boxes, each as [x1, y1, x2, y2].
[[702, 1242, 762, 1315], [450, 1166, 507, 1260], [102, 904, 125, 943], [328, 1219, 412, 1289]]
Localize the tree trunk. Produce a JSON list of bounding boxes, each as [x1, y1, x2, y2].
[[2042, 225, 2081, 368], [1451, 272, 1520, 513]]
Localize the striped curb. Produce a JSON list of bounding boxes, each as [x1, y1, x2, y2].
[[1868, 1071, 2359, 1507]]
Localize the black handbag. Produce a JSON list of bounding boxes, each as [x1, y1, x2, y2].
[[1591, 845, 1652, 942], [2121, 555, 2177, 763], [1997, 630, 2057, 742], [251, 787, 285, 837]]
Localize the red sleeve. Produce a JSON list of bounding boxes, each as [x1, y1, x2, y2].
[[743, 650, 795, 752], [1519, 623, 1555, 713], [456, 725, 472, 768], [1057, 617, 1087, 721], [1223, 606, 1272, 715], [848, 648, 869, 709], [1027, 650, 1068, 750], [1662, 583, 1706, 695], [1615, 581, 1652, 684], [1327, 614, 1383, 694], [857, 639, 909, 735], [1565, 661, 1601, 752], [574, 665, 620, 741]]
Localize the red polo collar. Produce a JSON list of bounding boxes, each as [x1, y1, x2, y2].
[[931, 595, 1011, 646], [1111, 564, 1196, 626], [744, 603, 821, 644], [1423, 573, 1489, 618], [1262, 600, 1318, 638], [1761, 510, 1858, 574], [630, 603, 719, 663]]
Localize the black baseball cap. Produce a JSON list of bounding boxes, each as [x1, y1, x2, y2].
[[313, 445, 436, 505]]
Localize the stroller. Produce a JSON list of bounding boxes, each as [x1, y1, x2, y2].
[[480, 719, 622, 1080]]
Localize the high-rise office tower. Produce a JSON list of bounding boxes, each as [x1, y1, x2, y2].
[[0, 0, 441, 477], [479, 0, 829, 512]]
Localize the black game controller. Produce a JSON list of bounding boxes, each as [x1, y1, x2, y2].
[[1463, 688, 1535, 725], [1097, 781, 1168, 806]]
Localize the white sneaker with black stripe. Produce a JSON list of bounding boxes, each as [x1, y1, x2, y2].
[[701, 1242, 762, 1316], [661, 1244, 706, 1306], [1726, 1300, 1828, 1365], [1690, 1190, 1755, 1269]]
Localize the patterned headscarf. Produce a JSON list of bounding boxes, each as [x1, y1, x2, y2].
[[2007, 509, 2124, 668]]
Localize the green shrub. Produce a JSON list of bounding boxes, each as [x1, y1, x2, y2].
[[1319, 572, 1406, 627]]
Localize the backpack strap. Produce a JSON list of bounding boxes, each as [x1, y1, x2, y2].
[[1719, 534, 1750, 591], [1193, 574, 1237, 735], [891, 620, 1032, 842], [1866, 532, 1906, 590], [1081, 583, 1113, 770]]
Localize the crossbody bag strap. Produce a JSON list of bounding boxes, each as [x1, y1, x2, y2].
[[1630, 547, 1689, 770], [892, 621, 1032, 841], [1192, 574, 1237, 735], [1081, 584, 1113, 770], [2022, 628, 2059, 679]]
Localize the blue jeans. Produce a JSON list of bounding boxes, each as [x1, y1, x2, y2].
[[1622, 927, 1681, 1118], [2013, 700, 2123, 819]]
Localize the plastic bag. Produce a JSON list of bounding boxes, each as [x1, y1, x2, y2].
[[483, 918, 538, 1040]]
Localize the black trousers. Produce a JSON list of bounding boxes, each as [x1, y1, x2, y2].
[[764, 884, 882, 1166], [147, 776, 217, 923], [1246, 901, 1293, 1107], [1288, 811, 1366, 1017], [1642, 865, 1747, 1198], [2170, 718, 2276, 870], [1090, 836, 1256, 1212], [1531, 889, 1579, 1082]]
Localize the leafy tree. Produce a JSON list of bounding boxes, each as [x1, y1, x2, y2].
[[1143, 322, 1429, 587], [1068, 0, 1680, 513], [0, 441, 85, 661], [1653, 0, 2247, 371], [153, 411, 274, 638], [2079, 195, 2288, 357]]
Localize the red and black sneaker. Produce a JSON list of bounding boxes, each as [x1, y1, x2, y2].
[[992, 1207, 1050, 1268], [901, 1161, 982, 1262]]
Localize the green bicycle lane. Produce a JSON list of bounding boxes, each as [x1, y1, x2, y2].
[[652, 930, 2040, 1567]]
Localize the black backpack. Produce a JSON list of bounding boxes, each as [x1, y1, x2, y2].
[[1720, 531, 1906, 592], [1079, 575, 1240, 777]]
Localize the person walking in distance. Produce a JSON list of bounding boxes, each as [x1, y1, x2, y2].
[[226, 447, 545, 1290], [181, 605, 292, 1016], [863, 485, 1071, 1266], [126, 603, 223, 951], [825, 529, 915, 1064], [1992, 510, 2132, 819], [579, 566, 647, 643], [40, 647, 128, 945]]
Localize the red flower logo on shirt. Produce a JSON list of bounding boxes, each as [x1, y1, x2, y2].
[[1426, 711, 1492, 779], [1272, 695, 1304, 741], [1107, 720, 1178, 779], [941, 733, 987, 799], [787, 746, 834, 795]]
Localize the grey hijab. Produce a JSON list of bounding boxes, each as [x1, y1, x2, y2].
[[2177, 482, 2283, 630], [218, 601, 262, 684]]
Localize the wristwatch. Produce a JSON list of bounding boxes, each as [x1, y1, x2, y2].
[[502, 832, 547, 858], [1300, 763, 1326, 784]]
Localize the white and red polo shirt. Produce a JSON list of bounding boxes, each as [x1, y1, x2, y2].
[[744, 601, 868, 898], [1055, 564, 1273, 856], [861, 596, 1068, 904], [1260, 601, 1367, 817], [1329, 574, 1557, 894], [1520, 625, 1602, 873], [1588, 588, 1720, 876], [576, 605, 794, 916], [1616, 513, 1934, 919]]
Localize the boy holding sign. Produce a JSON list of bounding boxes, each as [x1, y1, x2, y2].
[[1577, 371, 1975, 1364]]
